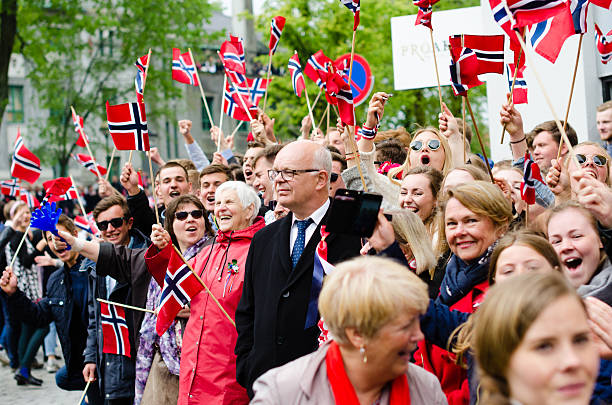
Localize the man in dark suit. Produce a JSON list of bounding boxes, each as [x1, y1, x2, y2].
[[235, 140, 361, 397]]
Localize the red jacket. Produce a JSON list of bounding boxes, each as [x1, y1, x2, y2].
[[178, 218, 265, 405], [415, 280, 488, 405]]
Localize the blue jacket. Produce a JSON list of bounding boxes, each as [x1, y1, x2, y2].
[[83, 228, 150, 399]]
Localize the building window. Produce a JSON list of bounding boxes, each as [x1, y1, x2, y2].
[[6, 85, 24, 123], [602, 76, 612, 102], [201, 97, 214, 131]]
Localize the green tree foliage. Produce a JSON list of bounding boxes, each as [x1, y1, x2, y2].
[[15, 0, 222, 175], [255, 0, 489, 154]]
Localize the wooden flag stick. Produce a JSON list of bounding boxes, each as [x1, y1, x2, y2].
[[78, 380, 91, 405], [347, 29, 368, 192], [141, 48, 152, 94], [128, 150, 134, 165], [304, 87, 317, 135], [97, 298, 155, 314], [71, 106, 102, 180], [462, 96, 467, 163], [9, 225, 30, 269], [465, 96, 495, 184], [189, 48, 215, 127], [262, 51, 273, 113], [216, 51, 255, 122], [147, 151, 160, 225], [218, 75, 227, 153], [326, 101, 331, 134], [514, 32, 579, 167], [500, 50, 523, 144], [429, 29, 444, 112], [69, 176, 89, 220], [318, 104, 330, 133], [556, 33, 584, 161], [311, 88, 323, 111], [105, 147, 116, 183], [171, 244, 235, 327], [230, 121, 244, 138]]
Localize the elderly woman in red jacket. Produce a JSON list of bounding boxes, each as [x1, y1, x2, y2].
[[179, 181, 264, 405]]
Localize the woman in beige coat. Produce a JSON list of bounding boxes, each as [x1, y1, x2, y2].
[[251, 256, 447, 405]]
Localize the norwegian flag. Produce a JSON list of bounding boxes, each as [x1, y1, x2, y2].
[[336, 86, 356, 126], [72, 153, 107, 176], [228, 35, 247, 84], [288, 53, 306, 97], [307, 226, 335, 330], [506, 63, 528, 104], [48, 185, 79, 203], [220, 41, 246, 75], [339, 0, 360, 31], [135, 54, 149, 103], [520, 152, 543, 205], [304, 50, 333, 90], [137, 171, 145, 190], [268, 16, 286, 55], [449, 35, 505, 75], [233, 77, 271, 106], [489, 0, 523, 48], [595, 24, 612, 64], [106, 101, 149, 151], [415, 5, 433, 29], [156, 247, 204, 336], [43, 177, 72, 198], [570, 0, 590, 34], [19, 189, 40, 209], [505, 0, 568, 28], [11, 130, 41, 184], [100, 302, 131, 357], [529, 3, 574, 64], [1, 179, 20, 197], [222, 81, 258, 122], [591, 0, 612, 8], [72, 111, 89, 148], [75, 213, 100, 236], [171, 48, 198, 86], [449, 48, 484, 96]]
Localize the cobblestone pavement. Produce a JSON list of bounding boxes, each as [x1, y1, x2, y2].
[[0, 354, 81, 405]]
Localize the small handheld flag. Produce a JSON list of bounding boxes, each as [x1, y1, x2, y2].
[[135, 54, 149, 103], [106, 101, 149, 151], [72, 153, 107, 176], [339, 0, 360, 31], [268, 16, 286, 55], [521, 152, 543, 205], [100, 302, 131, 357], [72, 111, 89, 148], [288, 53, 306, 97], [171, 48, 198, 86], [1, 180, 21, 197], [11, 130, 41, 184], [595, 24, 612, 65]]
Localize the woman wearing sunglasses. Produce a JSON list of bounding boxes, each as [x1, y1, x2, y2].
[[176, 181, 264, 405], [546, 142, 611, 199]]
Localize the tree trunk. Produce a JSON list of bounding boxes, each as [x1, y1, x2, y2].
[[0, 0, 18, 131]]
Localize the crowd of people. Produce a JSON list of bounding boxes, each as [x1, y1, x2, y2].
[[0, 92, 610, 405]]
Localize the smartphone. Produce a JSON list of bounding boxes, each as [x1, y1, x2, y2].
[[326, 189, 383, 237]]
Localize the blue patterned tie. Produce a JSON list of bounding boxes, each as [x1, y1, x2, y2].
[[291, 219, 312, 268]]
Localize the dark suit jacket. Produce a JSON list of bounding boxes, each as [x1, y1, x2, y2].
[[234, 204, 361, 397]]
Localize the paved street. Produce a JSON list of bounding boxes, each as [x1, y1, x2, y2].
[[0, 353, 81, 405]]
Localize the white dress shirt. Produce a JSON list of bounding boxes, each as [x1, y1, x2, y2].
[[289, 199, 330, 255]]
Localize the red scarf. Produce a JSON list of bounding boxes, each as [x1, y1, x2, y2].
[[325, 341, 411, 405]]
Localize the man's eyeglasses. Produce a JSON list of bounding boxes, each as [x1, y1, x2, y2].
[[576, 154, 607, 167], [96, 217, 127, 231], [175, 210, 204, 221], [268, 169, 320, 182], [330, 173, 339, 183], [410, 139, 441, 152]]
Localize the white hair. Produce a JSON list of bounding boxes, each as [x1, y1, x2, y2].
[[313, 144, 332, 185], [215, 181, 261, 220]]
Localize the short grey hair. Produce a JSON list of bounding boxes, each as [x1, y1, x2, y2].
[[313, 145, 332, 185], [215, 181, 261, 221]]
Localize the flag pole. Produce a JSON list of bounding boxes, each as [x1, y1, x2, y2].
[[465, 95, 495, 184], [71, 106, 102, 180], [230, 121, 244, 138], [97, 298, 155, 314], [142, 48, 152, 93], [514, 31, 579, 167], [556, 33, 583, 161], [217, 75, 227, 153], [500, 49, 523, 144], [326, 102, 330, 134], [128, 151, 134, 165], [9, 226, 31, 269], [318, 104, 330, 133], [347, 29, 368, 192], [78, 380, 92, 405], [311, 88, 323, 112], [189, 48, 215, 127], [216, 51, 255, 122], [462, 96, 467, 163], [262, 50, 273, 113], [147, 151, 160, 225], [430, 28, 444, 112], [105, 147, 116, 183], [171, 244, 235, 327], [69, 176, 90, 220], [304, 87, 317, 136]]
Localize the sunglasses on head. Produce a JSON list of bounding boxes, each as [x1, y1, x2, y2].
[[175, 209, 204, 221], [330, 173, 339, 183], [576, 154, 607, 167], [96, 217, 127, 231], [410, 139, 441, 152]]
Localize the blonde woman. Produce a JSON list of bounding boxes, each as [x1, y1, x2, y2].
[[251, 256, 447, 405]]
